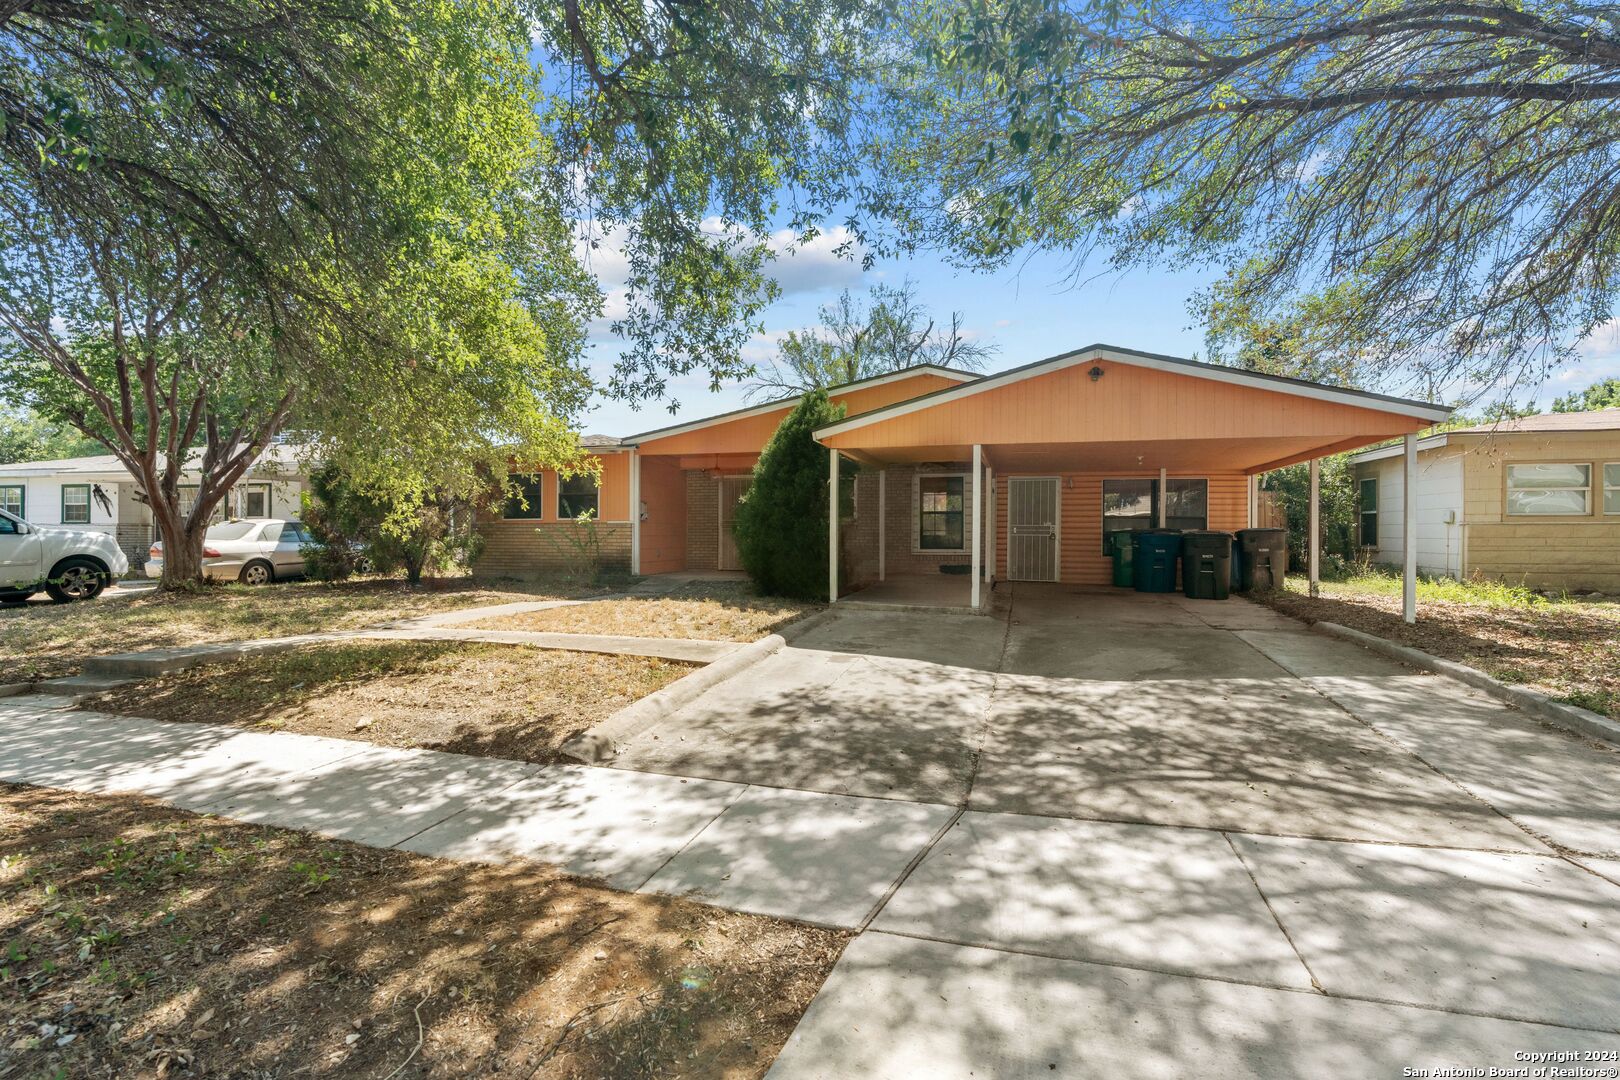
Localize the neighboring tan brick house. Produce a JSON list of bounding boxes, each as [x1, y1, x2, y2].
[[1351, 409, 1620, 592]]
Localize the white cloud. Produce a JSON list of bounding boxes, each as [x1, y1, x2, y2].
[[764, 225, 865, 295]]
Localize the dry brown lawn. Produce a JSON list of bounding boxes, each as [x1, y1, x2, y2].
[[0, 784, 848, 1079], [84, 640, 692, 764], [1257, 575, 1620, 718], [469, 585, 818, 643], [0, 577, 603, 682]]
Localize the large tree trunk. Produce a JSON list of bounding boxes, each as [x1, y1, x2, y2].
[[151, 499, 209, 590]]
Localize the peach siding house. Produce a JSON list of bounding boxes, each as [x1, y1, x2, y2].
[[477, 345, 1452, 617]]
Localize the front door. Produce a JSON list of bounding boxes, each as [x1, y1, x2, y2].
[[717, 475, 751, 570], [1007, 477, 1059, 581]]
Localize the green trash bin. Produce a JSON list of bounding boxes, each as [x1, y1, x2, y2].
[[1181, 531, 1233, 600], [1105, 529, 1136, 588], [1234, 528, 1287, 592], [1132, 530, 1183, 593]]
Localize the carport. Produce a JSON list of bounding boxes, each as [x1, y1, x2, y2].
[[815, 345, 1451, 622]]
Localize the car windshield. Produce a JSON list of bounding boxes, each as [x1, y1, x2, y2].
[[205, 521, 260, 542]]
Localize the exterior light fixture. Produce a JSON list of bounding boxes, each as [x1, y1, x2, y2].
[[1089, 366, 1104, 382]]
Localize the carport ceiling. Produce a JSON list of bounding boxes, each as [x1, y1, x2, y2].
[[848, 436, 1384, 474]]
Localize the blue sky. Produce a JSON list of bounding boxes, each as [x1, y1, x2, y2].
[[573, 237, 1620, 440]]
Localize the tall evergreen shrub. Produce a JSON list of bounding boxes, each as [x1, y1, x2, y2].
[[733, 390, 853, 599]]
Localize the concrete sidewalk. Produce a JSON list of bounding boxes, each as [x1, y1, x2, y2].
[[0, 695, 952, 923]]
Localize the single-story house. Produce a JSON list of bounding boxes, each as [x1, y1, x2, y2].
[[481, 346, 1452, 619], [1350, 408, 1620, 592], [0, 447, 307, 569]]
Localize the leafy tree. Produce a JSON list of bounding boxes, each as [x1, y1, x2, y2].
[[1553, 378, 1620, 412], [301, 463, 493, 585], [733, 390, 853, 599], [0, 405, 101, 465], [750, 280, 998, 398], [879, 1, 1620, 405], [1264, 455, 1360, 571], [528, 0, 890, 406], [0, 0, 595, 587]]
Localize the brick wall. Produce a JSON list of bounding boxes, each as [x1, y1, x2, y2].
[[878, 464, 974, 576], [473, 518, 630, 579], [685, 470, 719, 571]]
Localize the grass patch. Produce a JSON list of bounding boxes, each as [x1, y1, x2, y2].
[[84, 640, 692, 764], [0, 576, 604, 682], [1256, 572, 1620, 719], [468, 583, 820, 643], [0, 784, 848, 1079]]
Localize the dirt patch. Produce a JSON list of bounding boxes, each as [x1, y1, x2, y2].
[[1257, 578, 1620, 718], [469, 586, 818, 643], [0, 576, 607, 682], [83, 640, 693, 765], [0, 784, 848, 1079]]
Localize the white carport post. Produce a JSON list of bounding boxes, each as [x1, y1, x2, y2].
[[1157, 467, 1168, 527], [1308, 458, 1320, 597], [628, 448, 641, 576], [971, 444, 983, 611], [1248, 474, 1260, 528], [1403, 433, 1418, 623], [877, 469, 887, 582], [828, 446, 839, 603]]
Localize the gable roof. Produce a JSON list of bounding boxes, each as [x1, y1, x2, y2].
[[813, 344, 1452, 440], [622, 364, 982, 447]]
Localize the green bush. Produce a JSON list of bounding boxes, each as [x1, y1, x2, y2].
[[301, 463, 493, 585], [733, 389, 854, 600]]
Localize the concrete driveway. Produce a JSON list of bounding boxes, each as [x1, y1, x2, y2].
[[610, 583, 1620, 1077]]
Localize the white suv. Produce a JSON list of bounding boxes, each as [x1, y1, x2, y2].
[[0, 508, 130, 604]]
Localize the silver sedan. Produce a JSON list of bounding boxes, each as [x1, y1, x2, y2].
[[145, 518, 314, 584]]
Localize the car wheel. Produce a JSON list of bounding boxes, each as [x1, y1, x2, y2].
[[0, 589, 36, 605], [44, 558, 109, 603], [239, 560, 275, 586]]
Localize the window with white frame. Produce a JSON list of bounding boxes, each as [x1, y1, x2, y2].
[[1505, 463, 1591, 516], [61, 484, 91, 524], [1604, 463, 1620, 515], [0, 484, 22, 518], [917, 474, 966, 551]]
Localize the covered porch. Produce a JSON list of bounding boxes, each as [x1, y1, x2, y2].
[[816, 346, 1451, 621]]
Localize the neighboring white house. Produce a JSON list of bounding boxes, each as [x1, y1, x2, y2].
[[1350, 409, 1620, 591], [0, 447, 308, 570]]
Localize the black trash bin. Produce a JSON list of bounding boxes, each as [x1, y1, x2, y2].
[[1181, 531, 1233, 600], [1132, 530, 1183, 593], [1234, 528, 1287, 592]]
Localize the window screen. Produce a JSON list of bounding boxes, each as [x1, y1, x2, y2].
[[1359, 477, 1378, 547], [504, 474, 544, 519], [1505, 463, 1590, 516], [558, 473, 599, 519], [918, 475, 965, 550], [61, 484, 91, 524]]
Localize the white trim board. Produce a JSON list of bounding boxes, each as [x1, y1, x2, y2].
[[813, 345, 1452, 440], [1351, 434, 1451, 464]]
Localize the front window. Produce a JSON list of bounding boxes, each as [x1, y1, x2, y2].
[[1605, 463, 1620, 515], [61, 484, 91, 524], [558, 472, 599, 519], [504, 474, 544, 519], [1359, 477, 1378, 547], [1101, 478, 1209, 551], [240, 483, 272, 518], [918, 475, 965, 550], [0, 484, 22, 518], [1506, 463, 1590, 516]]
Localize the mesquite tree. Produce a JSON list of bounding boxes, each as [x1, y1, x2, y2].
[[877, 1, 1620, 402]]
